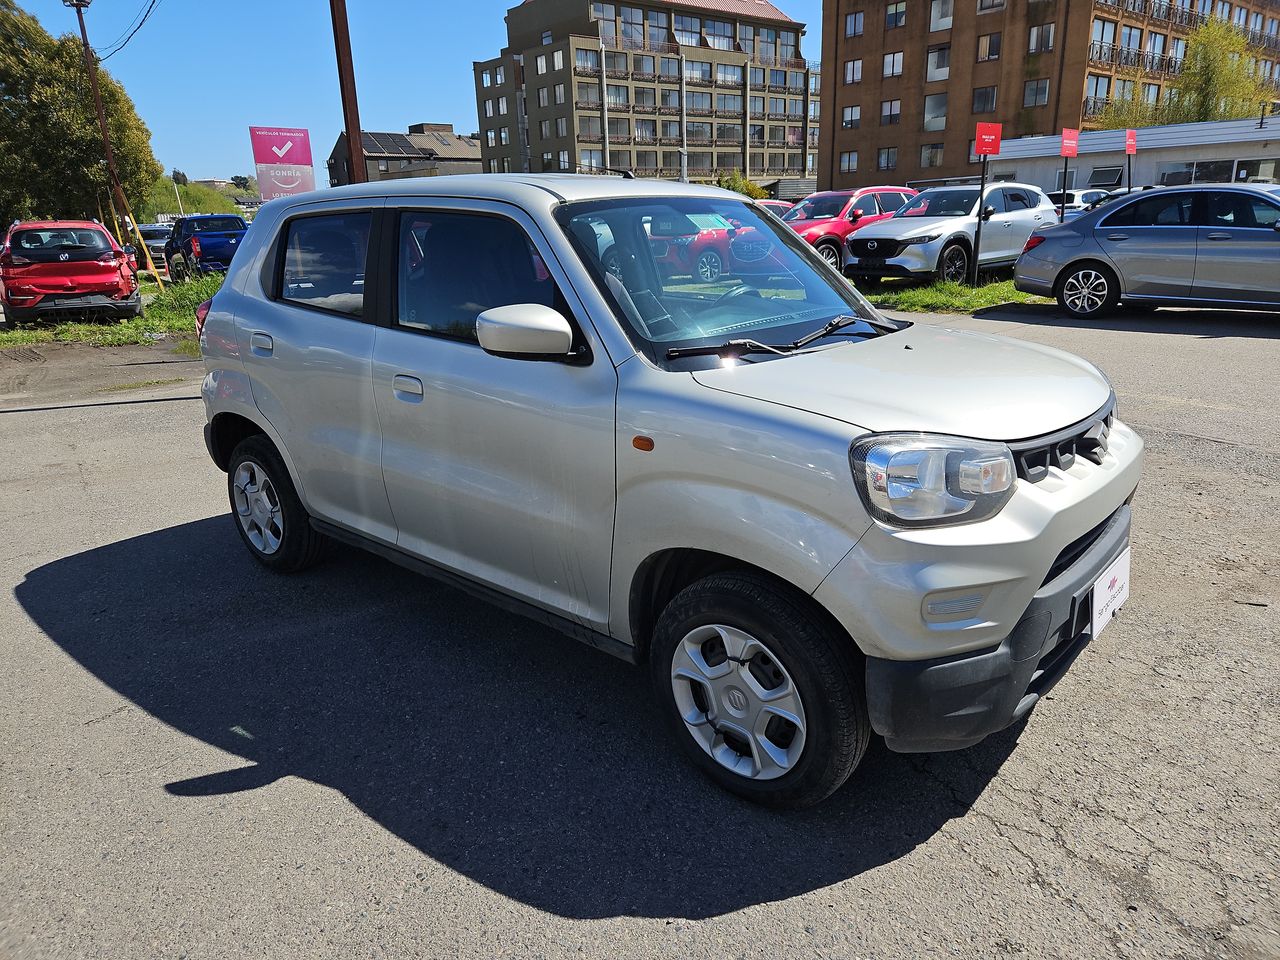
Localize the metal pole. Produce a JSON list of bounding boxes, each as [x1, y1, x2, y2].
[[679, 52, 688, 182], [1060, 157, 1069, 222], [71, 3, 163, 289], [970, 155, 988, 287], [599, 39, 610, 172], [329, 0, 366, 183], [1126, 153, 1132, 193], [173, 178, 185, 215], [742, 59, 750, 178]]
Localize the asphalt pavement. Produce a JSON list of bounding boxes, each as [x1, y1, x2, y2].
[[1, 304, 1277, 959]]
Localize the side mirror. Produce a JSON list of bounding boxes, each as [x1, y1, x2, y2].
[[981, 205, 996, 221], [848, 209, 863, 222], [123, 244, 137, 255], [476, 303, 574, 359]]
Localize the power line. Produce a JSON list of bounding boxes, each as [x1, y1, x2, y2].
[[97, 0, 163, 62], [93, 0, 150, 57]]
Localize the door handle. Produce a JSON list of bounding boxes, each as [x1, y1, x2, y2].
[[1206, 232, 1232, 241], [1106, 234, 1130, 241], [249, 332, 273, 355], [392, 374, 424, 400]]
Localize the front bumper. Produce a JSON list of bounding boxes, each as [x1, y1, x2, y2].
[[865, 503, 1131, 752], [2, 290, 140, 321], [844, 242, 940, 278]]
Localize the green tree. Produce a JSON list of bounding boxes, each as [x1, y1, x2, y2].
[[713, 169, 769, 200], [0, 0, 161, 223], [171, 169, 189, 186], [136, 176, 241, 223], [1096, 20, 1272, 129], [229, 175, 256, 193]]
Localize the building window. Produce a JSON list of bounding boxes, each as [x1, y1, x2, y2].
[[539, 119, 551, 138], [717, 63, 744, 85], [1023, 78, 1050, 107], [540, 151, 553, 171], [1147, 32, 1166, 56], [973, 85, 997, 113], [592, 2, 615, 39], [499, 127, 510, 145], [537, 87, 549, 107], [495, 66, 505, 84], [536, 54, 547, 75], [554, 83, 566, 104], [877, 146, 898, 170], [844, 59, 863, 84], [1120, 25, 1142, 51], [607, 84, 629, 106], [483, 99, 494, 118], [845, 12, 864, 36], [577, 81, 600, 104], [553, 50, 563, 70], [1142, 82, 1160, 104], [674, 14, 700, 46], [685, 60, 712, 82], [542, 30, 552, 45], [705, 19, 733, 50], [647, 10, 668, 46], [978, 0, 1004, 10], [886, 2, 906, 28], [576, 48, 600, 71], [620, 5, 643, 45], [558, 150, 569, 170], [930, 0, 953, 31], [883, 51, 904, 77], [880, 99, 902, 125], [842, 105, 861, 128], [1086, 73, 1111, 103], [481, 70, 491, 88], [661, 88, 681, 108], [1029, 23, 1054, 53], [923, 92, 947, 131], [1115, 78, 1135, 101], [660, 56, 680, 78], [977, 32, 1001, 61], [377, 158, 389, 172], [634, 86, 656, 106], [581, 148, 604, 171], [926, 45, 950, 82], [498, 96, 508, 115], [485, 129, 495, 147], [920, 143, 944, 168], [840, 150, 858, 173]]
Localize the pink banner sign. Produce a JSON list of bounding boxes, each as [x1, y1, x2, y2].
[[248, 127, 316, 200]]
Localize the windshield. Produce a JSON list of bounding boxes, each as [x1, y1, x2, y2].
[[557, 195, 891, 370], [782, 195, 847, 221], [895, 188, 979, 218], [190, 217, 245, 232], [140, 227, 171, 240]]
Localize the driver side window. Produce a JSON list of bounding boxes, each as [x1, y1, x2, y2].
[[851, 195, 879, 216]]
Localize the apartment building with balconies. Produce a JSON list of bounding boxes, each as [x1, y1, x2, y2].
[[473, 0, 822, 186], [820, 0, 1280, 190]]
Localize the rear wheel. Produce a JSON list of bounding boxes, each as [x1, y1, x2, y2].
[[695, 249, 723, 284], [1057, 262, 1120, 318], [938, 242, 969, 283], [226, 435, 325, 573], [815, 240, 842, 270], [649, 571, 870, 808]]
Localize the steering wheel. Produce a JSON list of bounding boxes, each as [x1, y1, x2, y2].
[[712, 283, 760, 306]]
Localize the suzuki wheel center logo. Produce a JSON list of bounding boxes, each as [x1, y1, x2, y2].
[[725, 687, 749, 714]]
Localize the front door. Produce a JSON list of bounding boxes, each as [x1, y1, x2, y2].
[[371, 202, 618, 631], [1094, 190, 1197, 298], [234, 200, 396, 542], [1192, 190, 1280, 304]]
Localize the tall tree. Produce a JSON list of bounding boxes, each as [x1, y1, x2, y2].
[[0, 0, 161, 223], [1096, 20, 1273, 129], [171, 169, 189, 186]]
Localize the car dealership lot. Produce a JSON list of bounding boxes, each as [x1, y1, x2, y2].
[[1, 306, 1277, 960]]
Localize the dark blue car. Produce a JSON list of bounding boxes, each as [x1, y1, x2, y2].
[[164, 214, 248, 281]]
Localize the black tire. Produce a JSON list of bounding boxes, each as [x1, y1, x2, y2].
[[814, 240, 843, 271], [1056, 261, 1121, 318], [226, 435, 325, 573], [937, 242, 969, 284], [649, 571, 870, 809], [695, 249, 723, 284]]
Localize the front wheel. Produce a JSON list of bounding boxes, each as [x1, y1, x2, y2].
[[1057, 263, 1120, 318], [227, 435, 325, 573], [938, 243, 969, 283], [649, 571, 870, 808], [815, 241, 842, 270], [695, 249, 723, 284]]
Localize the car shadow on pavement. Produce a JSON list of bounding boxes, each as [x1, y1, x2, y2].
[[16, 517, 1021, 921], [973, 302, 1280, 339]]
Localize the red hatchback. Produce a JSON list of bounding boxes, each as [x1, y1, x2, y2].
[[1, 220, 141, 322], [781, 187, 918, 269]]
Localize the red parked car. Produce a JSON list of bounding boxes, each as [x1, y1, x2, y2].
[[781, 187, 918, 269], [1, 220, 141, 321], [647, 212, 786, 283], [757, 199, 795, 217]]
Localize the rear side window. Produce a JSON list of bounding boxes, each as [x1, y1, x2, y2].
[[1202, 192, 1280, 229], [395, 211, 558, 341], [878, 191, 908, 211], [280, 212, 370, 317], [1102, 193, 1194, 227], [1003, 189, 1034, 210]]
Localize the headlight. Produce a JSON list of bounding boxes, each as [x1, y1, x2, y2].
[[850, 433, 1016, 527], [900, 234, 941, 245]]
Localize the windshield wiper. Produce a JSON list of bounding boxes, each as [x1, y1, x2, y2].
[[666, 338, 791, 360], [790, 312, 899, 350]]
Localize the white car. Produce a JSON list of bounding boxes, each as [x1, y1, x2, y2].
[[1046, 189, 1111, 214], [845, 182, 1056, 283], [197, 174, 1142, 808]]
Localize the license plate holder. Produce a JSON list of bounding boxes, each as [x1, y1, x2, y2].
[[1091, 546, 1131, 639]]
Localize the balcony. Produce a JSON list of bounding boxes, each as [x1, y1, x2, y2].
[[573, 65, 601, 78], [575, 99, 601, 109], [1093, 0, 1280, 53], [1088, 40, 1183, 76], [633, 102, 658, 114], [576, 33, 814, 71]]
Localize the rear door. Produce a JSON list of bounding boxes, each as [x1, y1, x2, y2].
[[1095, 191, 1197, 297], [1192, 190, 1280, 304], [1001, 188, 1048, 257], [233, 199, 397, 542], [976, 188, 1012, 263], [371, 200, 618, 631]]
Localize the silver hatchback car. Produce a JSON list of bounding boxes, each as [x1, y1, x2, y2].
[[1015, 183, 1280, 318]]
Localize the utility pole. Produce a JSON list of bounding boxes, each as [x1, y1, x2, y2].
[[678, 52, 689, 183], [330, 0, 366, 183], [64, 0, 163, 288], [599, 37, 611, 173]]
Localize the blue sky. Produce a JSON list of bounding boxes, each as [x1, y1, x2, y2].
[[22, 0, 823, 181]]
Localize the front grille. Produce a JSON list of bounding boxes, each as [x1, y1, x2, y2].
[[1041, 507, 1121, 587], [731, 236, 772, 262], [1010, 395, 1115, 484], [849, 238, 904, 259]]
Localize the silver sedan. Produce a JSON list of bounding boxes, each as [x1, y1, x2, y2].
[[1014, 183, 1280, 318]]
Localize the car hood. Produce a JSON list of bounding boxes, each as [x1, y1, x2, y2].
[[854, 216, 970, 240], [691, 323, 1111, 440]]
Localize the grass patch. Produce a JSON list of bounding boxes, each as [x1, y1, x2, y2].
[[862, 279, 1050, 314], [101, 377, 185, 393], [170, 338, 201, 358], [0, 274, 223, 349]]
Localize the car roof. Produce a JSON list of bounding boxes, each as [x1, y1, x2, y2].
[[10, 219, 107, 230]]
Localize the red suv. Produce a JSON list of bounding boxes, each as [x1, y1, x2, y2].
[[781, 188, 918, 269], [1, 220, 141, 322]]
